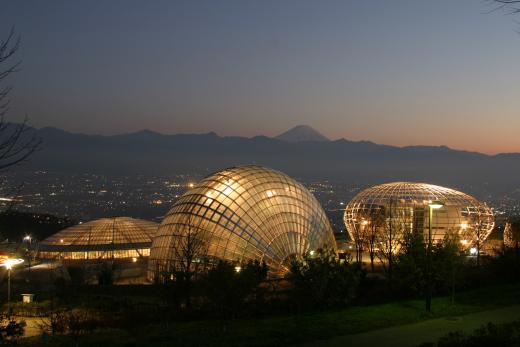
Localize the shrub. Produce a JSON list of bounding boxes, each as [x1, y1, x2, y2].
[[288, 248, 362, 309], [202, 260, 268, 318], [422, 320, 520, 347], [0, 314, 25, 344]]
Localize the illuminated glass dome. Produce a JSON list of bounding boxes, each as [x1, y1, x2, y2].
[[38, 217, 158, 260], [344, 182, 494, 249], [148, 165, 336, 279]]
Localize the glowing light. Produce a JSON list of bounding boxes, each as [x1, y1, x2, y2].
[[188, 183, 195, 189], [361, 220, 369, 226], [461, 239, 468, 245], [132, 257, 137, 263], [309, 250, 315, 256], [266, 190, 275, 198], [469, 247, 478, 255], [460, 222, 468, 230], [234, 266, 242, 273], [2, 258, 24, 270], [23, 235, 31, 242], [60, 239, 64, 243], [429, 201, 444, 209], [223, 186, 233, 196]]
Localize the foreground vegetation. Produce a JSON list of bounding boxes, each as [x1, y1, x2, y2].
[[419, 319, 520, 347], [16, 283, 520, 347], [2, 217, 519, 346]]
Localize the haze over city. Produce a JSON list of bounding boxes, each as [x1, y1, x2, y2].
[[1, 0, 520, 154]]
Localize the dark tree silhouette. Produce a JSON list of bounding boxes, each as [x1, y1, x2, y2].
[[0, 27, 40, 172], [170, 216, 210, 308], [361, 207, 385, 272]]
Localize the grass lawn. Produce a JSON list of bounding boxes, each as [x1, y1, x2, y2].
[[306, 305, 520, 347], [20, 283, 520, 347]]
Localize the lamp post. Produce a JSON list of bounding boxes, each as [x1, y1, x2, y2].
[[2, 258, 24, 317], [426, 201, 444, 312]]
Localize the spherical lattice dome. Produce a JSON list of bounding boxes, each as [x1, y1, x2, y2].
[[344, 182, 494, 248], [148, 165, 336, 279], [38, 217, 158, 260]]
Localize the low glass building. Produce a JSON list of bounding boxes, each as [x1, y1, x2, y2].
[[148, 165, 336, 280], [343, 182, 494, 249], [38, 217, 158, 260]]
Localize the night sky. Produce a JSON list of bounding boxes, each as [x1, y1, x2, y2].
[[1, 0, 519, 154]]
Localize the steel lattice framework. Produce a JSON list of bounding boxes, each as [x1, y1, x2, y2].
[[344, 182, 494, 248], [148, 165, 336, 279], [38, 217, 158, 260]]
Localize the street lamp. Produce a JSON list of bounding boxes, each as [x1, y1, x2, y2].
[[2, 258, 24, 317], [426, 201, 444, 312]]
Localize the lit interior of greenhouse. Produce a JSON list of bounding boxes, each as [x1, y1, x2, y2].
[[148, 165, 337, 280], [343, 182, 495, 250], [38, 217, 158, 260]]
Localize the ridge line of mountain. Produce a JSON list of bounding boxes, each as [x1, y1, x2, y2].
[[34, 125, 516, 157]]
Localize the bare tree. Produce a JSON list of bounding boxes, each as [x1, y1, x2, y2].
[[361, 207, 385, 272], [376, 200, 407, 282], [170, 216, 210, 308], [351, 219, 365, 264], [0, 27, 40, 172], [473, 217, 487, 267]]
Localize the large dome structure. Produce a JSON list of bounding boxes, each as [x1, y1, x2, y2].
[[148, 165, 336, 280], [38, 217, 158, 260], [343, 182, 494, 249]]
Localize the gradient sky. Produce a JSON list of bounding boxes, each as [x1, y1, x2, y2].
[[1, 0, 520, 154]]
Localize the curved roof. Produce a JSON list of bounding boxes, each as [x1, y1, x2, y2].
[[344, 182, 494, 245], [39, 217, 158, 252], [347, 182, 488, 206], [149, 165, 336, 277]]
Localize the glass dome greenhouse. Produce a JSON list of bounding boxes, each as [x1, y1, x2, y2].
[[148, 165, 336, 280], [343, 182, 494, 250], [38, 217, 158, 260]]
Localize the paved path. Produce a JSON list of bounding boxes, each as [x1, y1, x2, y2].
[[302, 305, 520, 347], [18, 317, 49, 338]]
